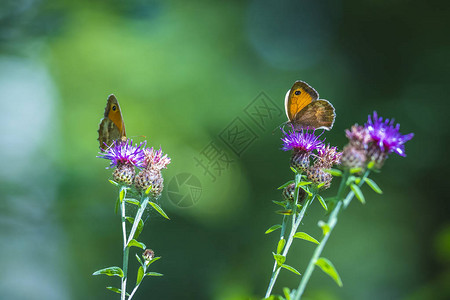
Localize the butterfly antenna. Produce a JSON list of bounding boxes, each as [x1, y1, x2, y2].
[[271, 121, 289, 135]]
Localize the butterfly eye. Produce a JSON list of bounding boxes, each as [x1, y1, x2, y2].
[[294, 90, 301, 96], [112, 105, 117, 111]]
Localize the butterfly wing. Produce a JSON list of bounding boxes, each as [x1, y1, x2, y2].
[[285, 81, 319, 121], [291, 99, 335, 131], [98, 94, 126, 150]]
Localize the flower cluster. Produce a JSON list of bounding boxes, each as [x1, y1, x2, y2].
[[342, 112, 414, 169], [98, 139, 171, 198], [282, 127, 341, 189]]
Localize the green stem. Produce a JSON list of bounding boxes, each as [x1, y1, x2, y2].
[[127, 195, 150, 246], [293, 169, 370, 300], [120, 187, 128, 300], [265, 173, 315, 298]]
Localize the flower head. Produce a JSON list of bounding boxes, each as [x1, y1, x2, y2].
[[365, 111, 414, 157], [143, 147, 171, 170], [281, 128, 324, 152], [345, 125, 371, 150], [98, 139, 146, 168], [314, 144, 342, 169]]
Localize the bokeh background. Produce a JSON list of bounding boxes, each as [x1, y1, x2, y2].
[[1, 0, 448, 299]]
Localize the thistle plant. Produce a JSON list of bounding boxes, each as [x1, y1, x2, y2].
[[264, 112, 413, 300], [93, 139, 171, 300]]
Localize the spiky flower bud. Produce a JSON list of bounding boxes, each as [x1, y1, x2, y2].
[[143, 249, 155, 261], [282, 183, 306, 203], [306, 167, 333, 190]]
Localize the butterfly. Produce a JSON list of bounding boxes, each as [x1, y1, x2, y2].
[[98, 94, 127, 150], [284, 80, 335, 131]]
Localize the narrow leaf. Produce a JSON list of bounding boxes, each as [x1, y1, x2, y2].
[[149, 202, 170, 220], [300, 186, 313, 197], [146, 256, 161, 266], [277, 238, 286, 254], [278, 180, 295, 190], [283, 287, 292, 300], [315, 257, 343, 287], [119, 189, 125, 202], [93, 266, 123, 278], [106, 287, 129, 296], [298, 181, 312, 186], [128, 239, 146, 250], [109, 180, 118, 186], [317, 194, 327, 211], [272, 200, 287, 208], [145, 185, 153, 195], [276, 209, 292, 215], [367, 160, 375, 169], [350, 167, 363, 174], [272, 253, 286, 266], [114, 198, 120, 215], [136, 266, 144, 286], [317, 182, 325, 189], [265, 224, 282, 234], [135, 253, 143, 267], [294, 232, 319, 244], [364, 178, 383, 194], [125, 198, 140, 206], [145, 272, 163, 276], [290, 166, 298, 174], [350, 183, 365, 204], [346, 175, 356, 186], [281, 264, 301, 276], [325, 168, 342, 177], [318, 221, 330, 235]]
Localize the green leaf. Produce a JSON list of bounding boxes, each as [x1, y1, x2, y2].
[[364, 178, 383, 194], [135, 253, 144, 267], [126, 218, 145, 240], [146, 256, 161, 266], [119, 189, 125, 202], [136, 266, 144, 286], [324, 168, 342, 177], [265, 224, 282, 234], [290, 166, 298, 174], [317, 182, 325, 189], [346, 175, 356, 186], [315, 257, 343, 287], [350, 184, 365, 204], [93, 266, 123, 277], [106, 287, 129, 296], [272, 253, 286, 266], [272, 200, 287, 208], [278, 180, 295, 190], [109, 180, 119, 186], [145, 272, 163, 276], [318, 221, 330, 236], [298, 181, 312, 186], [367, 160, 376, 169], [276, 209, 293, 215], [299, 186, 313, 197], [125, 198, 140, 206], [149, 202, 170, 220], [145, 185, 153, 195], [114, 198, 120, 215], [128, 239, 146, 250], [317, 195, 327, 211], [294, 232, 319, 244], [355, 177, 361, 184], [277, 238, 286, 254], [350, 167, 363, 174], [281, 264, 301, 276], [283, 287, 292, 300]]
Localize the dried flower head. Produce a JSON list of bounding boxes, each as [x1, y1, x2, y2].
[[314, 144, 342, 169], [142, 249, 155, 261], [135, 147, 171, 197], [306, 167, 333, 189]]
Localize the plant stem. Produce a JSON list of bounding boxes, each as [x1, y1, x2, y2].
[[293, 170, 370, 300], [127, 196, 150, 245], [120, 187, 128, 300], [265, 173, 315, 298]]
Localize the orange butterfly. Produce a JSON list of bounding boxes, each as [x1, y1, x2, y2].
[[285, 81, 335, 131], [98, 94, 127, 150]]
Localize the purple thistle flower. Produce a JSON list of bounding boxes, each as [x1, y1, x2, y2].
[[281, 128, 324, 152], [97, 139, 146, 168], [143, 147, 171, 170], [315, 144, 342, 168], [365, 111, 414, 157]]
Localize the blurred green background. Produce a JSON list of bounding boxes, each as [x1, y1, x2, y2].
[[1, 0, 448, 299]]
